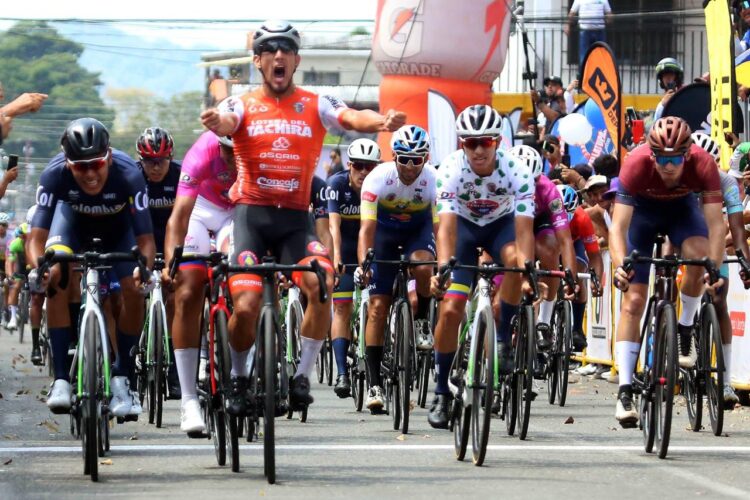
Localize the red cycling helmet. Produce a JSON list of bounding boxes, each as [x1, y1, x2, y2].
[[647, 117, 693, 155], [136, 127, 174, 159]]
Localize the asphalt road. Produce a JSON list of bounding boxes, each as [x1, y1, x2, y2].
[[2, 328, 750, 499]]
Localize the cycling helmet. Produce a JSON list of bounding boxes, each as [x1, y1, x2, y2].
[[0, 212, 9, 225], [252, 20, 301, 54], [136, 127, 174, 159], [15, 222, 29, 237], [391, 125, 430, 156], [455, 105, 503, 138], [347, 138, 381, 163], [509, 145, 543, 179], [690, 132, 720, 163], [556, 185, 580, 213], [648, 117, 693, 155], [655, 57, 684, 89], [217, 135, 234, 148], [60, 118, 110, 161]]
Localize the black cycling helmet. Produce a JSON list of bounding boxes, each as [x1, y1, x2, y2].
[[61, 118, 110, 161], [655, 57, 684, 89], [252, 20, 301, 55]]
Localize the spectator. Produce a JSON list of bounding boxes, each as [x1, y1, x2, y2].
[[585, 177, 618, 249], [592, 153, 619, 179], [564, 79, 580, 114], [531, 76, 566, 124], [324, 147, 344, 178], [0, 83, 47, 143], [652, 58, 684, 121], [561, 162, 593, 191], [736, 1, 750, 51], [565, 0, 613, 67], [541, 135, 566, 181]]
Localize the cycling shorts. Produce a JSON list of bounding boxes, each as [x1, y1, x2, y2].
[[445, 214, 515, 301], [229, 204, 332, 294], [332, 241, 358, 302], [45, 201, 137, 281], [627, 195, 708, 284], [369, 220, 435, 296], [533, 213, 554, 239], [182, 195, 234, 271], [574, 239, 589, 267]]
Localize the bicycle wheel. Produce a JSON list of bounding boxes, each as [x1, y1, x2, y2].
[[154, 306, 165, 428], [451, 337, 470, 461], [653, 303, 677, 459], [505, 375, 517, 436], [81, 315, 99, 481], [556, 301, 572, 407], [355, 371, 365, 412], [214, 310, 236, 469], [471, 308, 495, 466], [326, 338, 334, 386], [640, 300, 657, 453], [210, 408, 227, 466], [684, 321, 703, 432], [515, 305, 535, 441], [259, 308, 277, 484], [417, 351, 431, 408], [18, 291, 27, 344], [394, 300, 413, 434], [316, 339, 325, 384], [701, 302, 724, 436], [227, 414, 240, 472], [546, 310, 560, 406]]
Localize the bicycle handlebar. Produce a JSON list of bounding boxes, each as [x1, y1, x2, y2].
[[36, 246, 149, 288], [622, 250, 721, 285]]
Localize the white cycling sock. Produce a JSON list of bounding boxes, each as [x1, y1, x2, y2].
[[678, 292, 701, 327], [723, 343, 732, 382], [10, 305, 17, 319], [174, 348, 199, 404], [539, 300, 555, 325], [295, 337, 324, 379], [616, 341, 640, 387], [230, 346, 250, 378]]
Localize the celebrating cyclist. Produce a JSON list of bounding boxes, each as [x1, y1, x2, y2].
[[429, 105, 536, 429], [200, 20, 406, 413], [610, 117, 724, 426], [29, 118, 155, 418], [327, 138, 381, 398], [356, 125, 436, 414]]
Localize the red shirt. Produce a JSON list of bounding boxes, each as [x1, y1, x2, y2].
[[569, 206, 599, 254], [617, 144, 722, 205]]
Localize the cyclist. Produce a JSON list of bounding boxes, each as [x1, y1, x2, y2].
[[311, 174, 332, 252], [610, 117, 725, 426], [0, 212, 10, 328], [510, 144, 577, 351], [356, 125, 436, 414], [163, 131, 236, 434], [327, 138, 381, 398], [28, 118, 155, 418], [427, 105, 536, 428], [5, 222, 29, 335], [692, 132, 750, 404], [24, 205, 46, 366], [557, 184, 605, 351], [136, 126, 182, 399], [200, 20, 406, 414]]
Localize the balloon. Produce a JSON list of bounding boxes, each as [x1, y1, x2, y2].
[[557, 113, 593, 146]]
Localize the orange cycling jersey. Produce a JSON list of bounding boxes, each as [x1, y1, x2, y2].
[[220, 87, 348, 211]]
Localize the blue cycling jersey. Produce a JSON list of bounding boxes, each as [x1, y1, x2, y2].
[[326, 169, 361, 241], [139, 159, 181, 250]]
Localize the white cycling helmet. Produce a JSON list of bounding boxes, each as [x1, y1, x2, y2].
[[690, 132, 720, 163], [456, 104, 503, 138], [347, 138, 381, 163], [0, 212, 9, 225], [510, 145, 543, 179], [252, 20, 301, 54]]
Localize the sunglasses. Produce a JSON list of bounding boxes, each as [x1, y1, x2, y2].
[[461, 136, 497, 150], [67, 150, 110, 173], [654, 154, 685, 167], [258, 39, 298, 54], [350, 161, 378, 172], [395, 155, 426, 167]]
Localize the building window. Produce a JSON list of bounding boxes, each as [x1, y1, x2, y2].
[[303, 70, 340, 85]]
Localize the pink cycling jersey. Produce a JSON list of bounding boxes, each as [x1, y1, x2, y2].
[[177, 131, 236, 210], [534, 175, 569, 231]]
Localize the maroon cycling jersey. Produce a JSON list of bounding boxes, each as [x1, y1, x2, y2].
[[617, 144, 722, 205]]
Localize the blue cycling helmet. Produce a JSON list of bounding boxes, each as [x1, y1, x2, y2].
[[556, 184, 580, 215], [391, 125, 430, 156]]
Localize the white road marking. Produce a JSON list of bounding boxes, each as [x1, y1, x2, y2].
[[657, 464, 750, 498], [3, 444, 750, 453]]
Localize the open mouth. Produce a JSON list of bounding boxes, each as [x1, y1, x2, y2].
[[272, 66, 286, 83]]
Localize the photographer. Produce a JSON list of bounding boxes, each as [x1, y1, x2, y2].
[[652, 58, 684, 121], [530, 76, 566, 124]]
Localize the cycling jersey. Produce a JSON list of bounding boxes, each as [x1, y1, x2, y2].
[[178, 131, 236, 210], [0, 232, 9, 261], [220, 88, 347, 211], [568, 206, 599, 254], [361, 162, 439, 229], [32, 150, 153, 238], [7, 237, 26, 278], [140, 159, 181, 252], [617, 144, 722, 205], [436, 149, 535, 225], [311, 175, 328, 220], [326, 169, 360, 243], [719, 169, 743, 215], [533, 174, 569, 234]]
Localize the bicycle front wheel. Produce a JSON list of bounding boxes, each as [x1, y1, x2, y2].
[[516, 305, 535, 440], [451, 333, 470, 461], [654, 302, 677, 459], [260, 308, 277, 484], [701, 302, 724, 436], [396, 300, 413, 434], [471, 308, 495, 466], [556, 300, 572, 407], [82, 314, 100, 481], [154, 306, 165, 428]]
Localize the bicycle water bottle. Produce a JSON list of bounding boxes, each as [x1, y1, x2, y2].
[[647, 331, 654, 369]]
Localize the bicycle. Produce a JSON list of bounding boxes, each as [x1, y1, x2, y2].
[[203, 251, 328, 484], [360, 248, 436, 435], [416, 297, 437, 409], [316, 332, 333, 386], [621, 242, 720, 459], [37, 241, 148, 482], [135, 254, 170, 428], [339, 263, 369, 412], [281, 283, 308, 422], [17, 279, 30, 344]]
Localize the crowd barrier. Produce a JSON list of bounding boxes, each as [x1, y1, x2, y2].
[[581, 250, 750, 391]]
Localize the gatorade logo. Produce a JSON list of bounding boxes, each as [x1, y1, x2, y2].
[[730, 311, 745, 337], [379, 0, 423, 59], [588, 68, 615, 109]]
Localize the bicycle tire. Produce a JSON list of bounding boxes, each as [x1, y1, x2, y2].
[[516, 305, 535, 441], [18, 290, 27, 344], [505, 378, 517, 436], [211, 408, 227, 466], [702, 302, 724, 436], [471, 308, 495, 466], [326, 337, 334, 386], [154, 307, 165, 428], [640, 299, 657, 453], [556, 301, 572, 407], [227, 414, 240, 472], [260, 307, 277, 484], [417, 351, 431, 408], [654, 302, 677, 459], [547, 308, 560, 406], [147, 308, 156, 425], [452, 337, 470, 461], [396, 300, 413, 434], [355, 371, 365, 411], [82, 314, 99, 481], [316, 340, 325, 384], [684, 320, 703, 432]]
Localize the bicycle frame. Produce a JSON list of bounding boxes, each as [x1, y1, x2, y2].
[[207, 265, 232, 397], [144, 269, 169, 373], [466, 276, 497, 392]]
